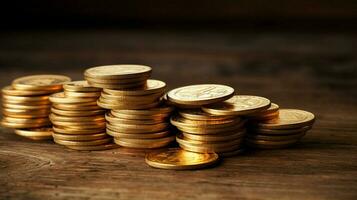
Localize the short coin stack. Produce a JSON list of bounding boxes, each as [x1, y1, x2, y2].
[[1, 75, 71, 140], [167, 84, 247, 157], [49, 80, 116, 150], [246, 109, 315, 149], [84, 65, 175, 149]]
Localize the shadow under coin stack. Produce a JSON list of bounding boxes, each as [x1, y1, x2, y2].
[[246, 108, 315, 149], [84, 65, 175, 149], [1, 75, 71, 140], [49, 81, 117, 150], [167, 84, 247, 157]]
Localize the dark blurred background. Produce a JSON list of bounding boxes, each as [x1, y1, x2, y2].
[[0, 0, 356, 100]]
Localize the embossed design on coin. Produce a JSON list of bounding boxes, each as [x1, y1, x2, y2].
[[202, 95, 271, 115], [85, 65, 152, 78], [167, 84, 234, 106], [145, 148, 219, 170]]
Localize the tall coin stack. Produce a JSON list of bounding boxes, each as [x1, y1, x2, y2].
[[49, 81, 116, 150], [246, 108, 315, 149], [1, 75, 71, 140], [167, 84, 249, 157], [85, 65, 175, 149]]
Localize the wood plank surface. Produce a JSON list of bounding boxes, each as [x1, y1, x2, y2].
[[0, 30, 356, 200]]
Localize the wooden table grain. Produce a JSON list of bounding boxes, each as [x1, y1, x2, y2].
[[0, 30, 356, 200]]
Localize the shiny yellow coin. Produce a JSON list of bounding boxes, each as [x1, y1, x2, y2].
[[145, 148, 219, 170], [106, 129, 170, 139], [49, 92, 97, 104], [52, 132, 108, 141], [14, 127, 53, 137], [63, 80, 102, 92], [105, 113, 164, 125], [54, 138, 112, 146], [247, 131, 306, 141], [182, 129, 246, 142], [2, 103, 50, 110], [53, 126, 105, 135], [87, 80, 146, 90], [103, 79, 166, 96], [179, 142, 241, 153], [110, 111, 168, 120], [3, 116, 50, 124], [250, 125, 312, 135], [65, 143, 119, 151], [100, 91, 163, 102], [170, 115, 241, 129], [176, 134, 243, 148], [1, 119, 51, 128], [64, 91, 101, 98], [202, 95, 271, 116], [255, 109, 315, 129], [85, 75, 150, 84], [52, 103, 101, 111], [179, 109, 235, 121], [107, 122, 168, 133], [97, 99, 159, 110], [49, 113, 105, 122], [167, 84, 234, 106], [111, 105, 174, 115], [2, 94, 49, 102], [2, 108, 50, 118], [2, 86, 56, 96], [12, 74, 71, 91], [84, 64, 152, 80], [50, 107, 105, 117], [174, 120, 246, 135], [247, 103, 279, 117], [114, 137, 173, 149], [246, 138, 300, 149]]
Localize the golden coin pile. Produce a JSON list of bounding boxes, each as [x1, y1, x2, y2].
[[49, 80, 116, 150], [246, 108, 315, 149], [168, 84, 247, 157], [1, 75, 71, 140], [85, 65, 175, 149]]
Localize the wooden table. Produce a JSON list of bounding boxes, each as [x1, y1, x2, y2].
[[0, 30, 356, 200]]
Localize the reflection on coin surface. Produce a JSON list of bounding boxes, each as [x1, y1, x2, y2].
[[12, 75, 71, 90], [167, 84, 234, 106], [202, 95, 271, 116], [145, 148, 219, 170], [85, 65, 152, 79]]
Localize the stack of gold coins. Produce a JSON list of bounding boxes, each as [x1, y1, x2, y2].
[[246, 109, 315, 149], [84, 65, 175, 149], [84, 64, 151, 89], [167, 84, 248, 157], [49, 80, 117, 150], [1, 75, 71, 140]]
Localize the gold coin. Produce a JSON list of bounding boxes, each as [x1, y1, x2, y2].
[[111, 105, 174, 115], [84, 64, 152, 80], [145, 148, 219, 170], [107, 123, 167, 134], [49, 92, 97, 104], [255, 109, 315, 129], [1, 119, 51, 128], [14, 127, 53, 137], [51, 120, 105, 128], [49, 113, 105, 122], [63, 80, 101, 92], [107, 122, 168, 132], [53, 126, 105, 135], [110, 111, 168, 120], [2, 103, 50, 110], [247, 111, 279, 121], [12, 75, 71, 91], [246, 138, 300, 149], [97, 99, 159, 110], [2, 98, 51, 106], [85, 75, 150, 84], [179, 142, 241, 153], [117, 135, 175, 145], [50, 107, 105, 117], [52, 132, 108, 141], [87, 81, 146, 89], [250, 125, 312, 135], [179, 109, 235, 121], [64, 91, 101, 98], [100, 91, 163, 102], [105, 113, 164, 125], [170, 115, 241, 129], [176, 134, 243, 148], [2, 108, 50, 118], [103, 79, 166, 96], [2, 86, 56, 96], [3, 116, 50, 124], [114, 137, 173, 149], [246, 103, 279, 117], [247, 131, 306, 141], [175, 120, 247, 135], [65, 143, 119, 151], [106, 129, 169, 139], [167, 84, 234, 106], [2, 94, 49, 102], [182, 130, 246, 142], [52, 103, 101, 111], [54, 138, 112, 146], [202, 95, 271, 116]]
